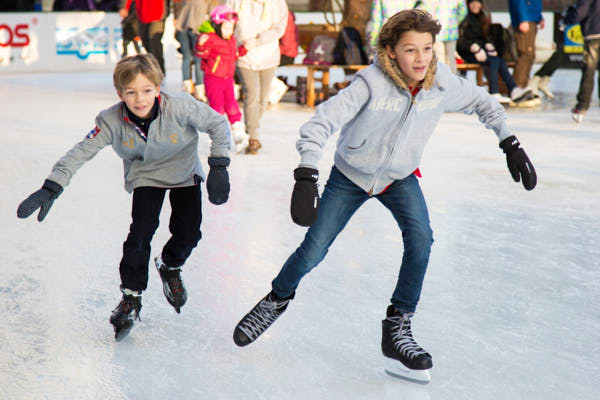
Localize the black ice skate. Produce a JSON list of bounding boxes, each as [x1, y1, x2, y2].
[[233, 291, 294, 346], [382, 305, 432, 384], [155, 256, 187, 313], [109, 289, 142, 342]]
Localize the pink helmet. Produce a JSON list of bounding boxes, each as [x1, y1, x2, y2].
[[210, 5, 238, 24]]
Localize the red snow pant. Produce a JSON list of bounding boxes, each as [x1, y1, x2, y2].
[[204, 74, 242, 124]]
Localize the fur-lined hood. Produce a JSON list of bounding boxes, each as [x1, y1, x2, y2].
[[374, 46, 438, 91]]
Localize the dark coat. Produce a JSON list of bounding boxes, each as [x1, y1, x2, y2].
[[564, 0, 600, 38]]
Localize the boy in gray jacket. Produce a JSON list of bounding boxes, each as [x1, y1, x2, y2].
[[233, 10, 536, 383], [17, 54, 231, 341]]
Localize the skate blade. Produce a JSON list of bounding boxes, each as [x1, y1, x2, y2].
[[383, 357, 431, 384], [174, 306, 181, 314], [114, 325, 133, 342]]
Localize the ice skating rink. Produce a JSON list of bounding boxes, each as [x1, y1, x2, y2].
[[1, 67, 598, 400]]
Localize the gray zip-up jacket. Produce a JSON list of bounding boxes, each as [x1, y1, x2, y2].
[[297, 50, 512, 195], [47, 92, 230, 193]]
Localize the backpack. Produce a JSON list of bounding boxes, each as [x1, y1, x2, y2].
[[303, 35, 337, 65], [333, 27, 368, 65]]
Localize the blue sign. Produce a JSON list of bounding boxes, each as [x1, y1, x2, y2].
[[56, 26, 111, 60]]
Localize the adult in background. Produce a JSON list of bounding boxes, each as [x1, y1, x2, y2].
[[121, 0, 169, 74], [457, 0, 533, 104], [563, 0, 600, 122], [226, 0, 288, 155], [508, 0, 544, 89], [369, 0, 424, 53], [279, 9, 299, 66], [428, 0, 467, 74], [120, 0, 142, 58], [174, 0, 211, 101]]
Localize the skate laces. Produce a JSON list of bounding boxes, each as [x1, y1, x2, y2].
[[118, 296, 141, 319], [388, 313, 427, 358], [162, 267, 184, 295], [239, 295, 290, 340]]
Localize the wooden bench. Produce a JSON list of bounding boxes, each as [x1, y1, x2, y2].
[[456, 61, 517, 88], [281, 64, 367, 107], [279, 61, 514, 107]]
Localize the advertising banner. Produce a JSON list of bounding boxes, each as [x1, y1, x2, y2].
[[0, 12, 179, 73]]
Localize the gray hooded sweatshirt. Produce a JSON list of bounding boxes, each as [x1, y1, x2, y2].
[[297, 50, 512, 195], [47, 92, 230, 193]]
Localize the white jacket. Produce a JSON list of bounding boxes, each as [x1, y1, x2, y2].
[[227, 0, 288, 70]]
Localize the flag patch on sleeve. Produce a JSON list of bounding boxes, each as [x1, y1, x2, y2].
[[86, 126, 101, 139]]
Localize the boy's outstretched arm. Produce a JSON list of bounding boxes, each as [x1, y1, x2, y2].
[[17, 116, 113, 221], [187, 100, 231, 205], [443, 70, 537, 191]]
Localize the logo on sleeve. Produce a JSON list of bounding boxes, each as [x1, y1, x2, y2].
[[86, 126, 101, 139]]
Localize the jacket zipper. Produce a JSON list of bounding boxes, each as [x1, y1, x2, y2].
[[212, 56, 221, 74], [367, 92, 416, 196]]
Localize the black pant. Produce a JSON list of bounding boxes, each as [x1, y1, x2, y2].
[[139, 20, 166, 74], [119, 185, 202, 291]]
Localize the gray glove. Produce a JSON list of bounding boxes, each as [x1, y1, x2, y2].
[[17, 180, 63, 221]]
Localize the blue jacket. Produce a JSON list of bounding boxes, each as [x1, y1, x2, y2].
[[509, 0, 543, 28], [564, 0, 600, 38], [297, 51, 512, 195]]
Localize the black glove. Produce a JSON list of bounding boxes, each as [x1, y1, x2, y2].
[[206, 157, 230, 205], [499, 136, 537, 191], [17, 180, 63, 221], [290, 167, 320, 226]]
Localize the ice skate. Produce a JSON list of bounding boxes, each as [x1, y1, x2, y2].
[[490, 92, 512, 105], [510, 86, 534, 104], [182, 79, 195, 95], [537, 76, 554, 99], [231, 121, 249, 153], [155, 256, 187, 313], [382, 305, 432, 384], [193, 84, 207, 102], [109, 288, 142, 341], [571, 108, 585, 123], [233, 291, 294, 346]]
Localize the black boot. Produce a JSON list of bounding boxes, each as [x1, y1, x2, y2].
[[109, 288, 142, 341], [233, 291, 294, 347], [155, 256, 187, 313], [382, 305, 432, 383]]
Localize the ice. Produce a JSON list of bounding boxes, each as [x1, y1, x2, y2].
[[1, 67, 598, 400]]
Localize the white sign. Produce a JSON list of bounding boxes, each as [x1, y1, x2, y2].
[[0, 12, 179, 73]]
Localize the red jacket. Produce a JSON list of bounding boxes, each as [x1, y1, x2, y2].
[[195, 32, 247, 79], [125, 0, 165, 24], [279, 10, 299, 58]]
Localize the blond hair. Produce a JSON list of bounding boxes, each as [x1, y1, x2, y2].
[[377, 9, 441, 50], [113, 53, 164, 93]]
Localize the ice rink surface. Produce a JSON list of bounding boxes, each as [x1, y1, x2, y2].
[[1, 66, 598, 400]]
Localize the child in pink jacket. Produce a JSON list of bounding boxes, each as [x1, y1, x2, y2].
[[195, 5, 248, 152]]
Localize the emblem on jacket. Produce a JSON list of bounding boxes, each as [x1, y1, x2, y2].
[[169, 134, 178, 144], [86, 126, 101, 139]]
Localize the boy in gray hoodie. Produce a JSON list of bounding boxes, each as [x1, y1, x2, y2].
[[233, 10, 536, 383], [17, 54, 231, 341]]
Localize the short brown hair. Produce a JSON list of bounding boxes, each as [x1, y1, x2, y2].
[[113, 53, 164, 93], [377, 9, 441, 50]]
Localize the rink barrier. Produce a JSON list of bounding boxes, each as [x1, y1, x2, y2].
[[0, 12, 180, 73]]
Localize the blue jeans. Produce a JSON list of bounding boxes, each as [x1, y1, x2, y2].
[[176, 29, 203, 84], [484, 55, 516, 94], [272, 167, 434, 313], [464, 54, 516, 95]]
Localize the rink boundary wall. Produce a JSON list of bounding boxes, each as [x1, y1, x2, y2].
[[0, 12, 180, 73]]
